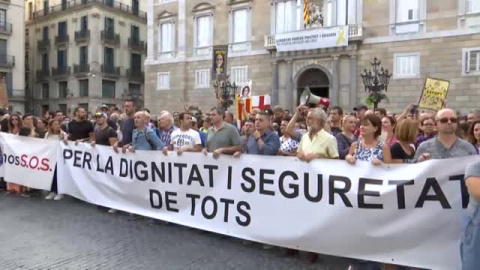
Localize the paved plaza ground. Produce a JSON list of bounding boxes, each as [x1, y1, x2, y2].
[[0, 192, 350, 270]]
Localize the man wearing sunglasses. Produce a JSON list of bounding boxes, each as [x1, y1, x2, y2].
[[414, 108, 476, 162]]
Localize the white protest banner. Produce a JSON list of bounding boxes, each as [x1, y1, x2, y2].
[[57, 142, 478, 270], [0, 133, 56, 190], [275, 26, 348, 52]]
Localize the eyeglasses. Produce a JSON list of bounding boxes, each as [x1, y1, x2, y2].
[[437, 117, 458, 124]]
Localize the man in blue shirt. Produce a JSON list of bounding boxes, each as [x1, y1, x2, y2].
[[236, 111, 280, 156], [127, 111, 164, 152]]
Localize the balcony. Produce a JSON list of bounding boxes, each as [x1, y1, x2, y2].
[[101, 31, 120, 47], [75, 30, 90, 43], [52, 66, 71, 80], [36, 69, 50, 81], [126, 69, 144, 82], [55, 35, 70, 47], [8, 89, 25, 102], [264, 24, 363, 50], [73, 64, 90, 77], [0, 23, 12, 35], [101, 64, 120, 79], [0, 55, 15, 68], [32, 0, 146, 21], [128, 38, 146, 53], [38, 39, 51, 51]]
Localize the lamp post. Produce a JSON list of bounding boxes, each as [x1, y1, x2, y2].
[[360, 57, 392, 109], [213, 76, 237, 111]]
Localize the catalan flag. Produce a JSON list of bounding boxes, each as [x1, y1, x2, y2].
[[303, 0, 309, 27]]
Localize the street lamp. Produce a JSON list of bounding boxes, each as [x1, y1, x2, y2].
[[213, 77, 237, 111], [360, 57, 392, 109]]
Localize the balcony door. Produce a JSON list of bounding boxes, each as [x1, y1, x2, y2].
[[43, 26, 49, 41], [0, 9, 6, 31], [58, 21, 67, 37], [131, 25, 139, 42], [132, 0, 139, 15], [81, 16, 88, 31], [104, 47, 114, 68], [57, 50, 66, 69], [105, 17, 114, 35], [80, 46, 88, 66], [131, 53, 141, 72], [0, 39, 6, 65]]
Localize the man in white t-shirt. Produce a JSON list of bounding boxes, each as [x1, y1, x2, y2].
[[162, 112, 202, 155]]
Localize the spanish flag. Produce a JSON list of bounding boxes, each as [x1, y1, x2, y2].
[[304, 0, 309, 27]]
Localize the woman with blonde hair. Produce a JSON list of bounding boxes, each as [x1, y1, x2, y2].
[[390, 118, 419, 164], [335, 115, 358, 160], [44, 119, 67, 200]]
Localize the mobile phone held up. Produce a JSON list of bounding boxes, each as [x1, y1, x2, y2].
[[410, 105, 418, 115]]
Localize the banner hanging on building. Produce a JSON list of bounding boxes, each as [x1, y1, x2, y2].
[[275, 26, 349, 52], [0, 133, 56, 190], [55, 142, 477, 270]]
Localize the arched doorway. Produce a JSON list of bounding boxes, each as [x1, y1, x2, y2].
[[297, 68, 330, 104]]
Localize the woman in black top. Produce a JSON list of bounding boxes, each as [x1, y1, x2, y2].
[[390, 118, 418, 163], [335, 115, 358, 160]]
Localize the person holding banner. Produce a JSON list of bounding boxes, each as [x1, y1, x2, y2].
[[462, 161, 480, 270], [239, 111, 280, 156], [128, 111, 164, 152], [346, 114, 391, 165], [203, 107, 242, 159], [6, 114, 24, 194], [414, 109, 476, 162], [113, 100, 136, 153], [278, 117, 299, 156], [44, 119, 67, 200], [390, 118, 418, 163], [297, 107, 339, 162], [162, 112, 202, 156], [335, 115, 357, 160]]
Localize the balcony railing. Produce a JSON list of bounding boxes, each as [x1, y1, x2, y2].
[[0, 55, 15, 68], [75, 30, 90, 43], [126, 69, 144, 82], [32, 0, 146, 20], [36, 69, 50, 81], [73, 64, 90, 77], [38, 39, 51, 51], [8, 89, 26, 102], [52, 66, 71, 79], [55, 35, 70, 46], [0, 23, 12, 35], [128, 38, 146, 53], [101, 31, 120, 46], [264, 24, 363, 50], [101, 64, 120, 79]]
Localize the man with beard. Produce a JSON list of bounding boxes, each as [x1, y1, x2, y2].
[[91, 112, 118, 147], [65, 107, 93, 143], [114, 100, 136, 153], [329, 106, 343, 136], [297, 107, 339, 162], [415, 108, 477, 162]]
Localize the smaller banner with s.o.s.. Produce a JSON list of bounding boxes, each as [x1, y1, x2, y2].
[[0, 133, 56, 190]]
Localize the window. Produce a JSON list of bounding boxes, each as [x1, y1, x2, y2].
[[0, 38, 6, 56], [102, 80, 116, 98], [131, 53, 142, 71], [42, 53, 49, 71], [132, 0, 139, 15], [275, 1, 296, 34], [0, 9, 6, 31], [230, 66, 248, 85], [196, 16, 212, 48], [157, 72, 170, 90], [233, 9, 248, 43], [58, 81, 68, 98], [42, 83, 49, 99], [396, 0, 419, 23], [80, 46, 88, 65], [160, 23, 174, 53], [104, 47, 114, 67], [394, 53, 420, 78], [28, 3, 33, 20], [57, 50, 67, 68], [464, 48, 480, 75], [43, 26, 49, 41], [131, 25, 140, 41], [59, 104, 67, 115], [105, 17, 115, 34], [43, 1, 49, 14], [81, 16, 88, 31], [79, 79, 89, 97], [58, 21, 67, 37], [195, 69, 210, 88], [467, 0, 480, 13]]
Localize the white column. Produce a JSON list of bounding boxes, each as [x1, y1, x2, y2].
[[146, 0, 155, 62], [177, 0, 187, 58]]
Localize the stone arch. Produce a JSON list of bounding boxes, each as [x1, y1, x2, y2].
[[293, 64, 334, 106]]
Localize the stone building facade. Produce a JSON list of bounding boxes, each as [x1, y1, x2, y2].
[[145, 0, 480, 114], [1, 0, 26, 113], [26, 0, 147, 115]]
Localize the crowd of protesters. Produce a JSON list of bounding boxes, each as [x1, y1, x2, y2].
[[0, 100, 479, 270]]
